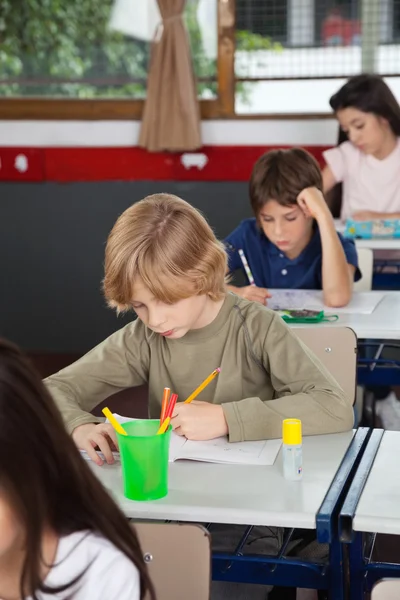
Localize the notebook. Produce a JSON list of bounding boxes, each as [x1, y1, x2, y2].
[[267, 289, 384, 315], [81, 413, 281, 466]]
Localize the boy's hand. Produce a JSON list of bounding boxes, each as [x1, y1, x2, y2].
[[72, 422, 118, 466], [171, 401, 228, 440], [297, 187, 330, 221], [239, 285, 271, 305]]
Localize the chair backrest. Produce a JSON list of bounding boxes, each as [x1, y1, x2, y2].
[[372, 579, 400, 600], [294, 326, 357, 405], [354, 247, 373, 291], [134, 522, 211, 600]]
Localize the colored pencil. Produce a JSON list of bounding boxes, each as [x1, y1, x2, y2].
[[184, 368, 221, 404], [157, 393, 178, 435], [165, 393, 178, 419], [102, 407, 128, 436], [157, 416, 171, 435], [160, 387, 170, 424]]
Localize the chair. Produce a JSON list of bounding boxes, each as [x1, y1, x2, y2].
[[295, 327, 357, 405], [372, 579, 400, 600], [134, 522, 211, 600], [354, 247, 374, 292]]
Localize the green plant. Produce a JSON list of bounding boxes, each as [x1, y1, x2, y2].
[[0, 0, 148, 97], [235, 30, 282, 106], [236, 29, 282, 52]]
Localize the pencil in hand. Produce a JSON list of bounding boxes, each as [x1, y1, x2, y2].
[[184, 368, 221, 404], [238, 249, 255, 286]]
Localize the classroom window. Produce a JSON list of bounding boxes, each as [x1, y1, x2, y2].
[[0, 0, 217, 100], [1, 0, 400, 118], [235, 0, 400, 114]]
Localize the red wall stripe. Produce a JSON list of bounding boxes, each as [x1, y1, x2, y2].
[[0, 145, 330, 183], [0, 148, 45, 182]]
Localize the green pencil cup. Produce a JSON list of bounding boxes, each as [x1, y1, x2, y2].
[[117, 419, 171, 501]]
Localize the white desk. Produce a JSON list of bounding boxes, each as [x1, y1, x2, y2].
[[355, 239, 400, 251], [353, 431, 400, 536], [334, 220, 400, 251], [90, 431, 353, 529], [291, 292, 400, 340]]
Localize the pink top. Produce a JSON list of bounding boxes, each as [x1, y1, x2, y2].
[[323, 139, 400, 220]]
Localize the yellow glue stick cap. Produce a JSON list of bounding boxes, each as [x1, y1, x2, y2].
[[282, 419, 302, 445]]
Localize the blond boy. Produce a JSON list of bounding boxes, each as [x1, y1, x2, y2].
[[45, 193, 353, 464]]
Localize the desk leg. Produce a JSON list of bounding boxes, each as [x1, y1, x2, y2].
[[329, 535, 344, 600], [348, 533, 364, 600]]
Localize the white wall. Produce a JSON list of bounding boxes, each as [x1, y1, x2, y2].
[[0, 119, 338, 147]]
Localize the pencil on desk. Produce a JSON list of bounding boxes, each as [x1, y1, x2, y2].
[[184, 368, 221, 404], [238, 249, 255, 286]]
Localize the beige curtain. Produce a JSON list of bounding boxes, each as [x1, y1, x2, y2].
[[138, 0, 202, 152]]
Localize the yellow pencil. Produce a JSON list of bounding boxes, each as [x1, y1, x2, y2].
[[102, 407, 128, 436], [184, 368, 221, 404], [157, 416, 171, 435]]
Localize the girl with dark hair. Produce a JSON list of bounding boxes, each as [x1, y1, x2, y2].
[[322, 74, 400, 221], [0, 338, 155, 600]]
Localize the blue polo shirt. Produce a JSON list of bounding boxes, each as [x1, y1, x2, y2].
[[224, 218, 360, 289]]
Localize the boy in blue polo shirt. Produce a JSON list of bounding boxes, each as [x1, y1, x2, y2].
[[225, 147, 360, 307]]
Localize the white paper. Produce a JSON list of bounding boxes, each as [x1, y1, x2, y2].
[[267, 289, 384, 315], [95, 414, 281, 466], [172, 436, 282, 466], [267, 290, 318, 311], [80, 450, 120, 462]]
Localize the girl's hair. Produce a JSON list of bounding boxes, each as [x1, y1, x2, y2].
[[249, 147, 322, 217], [329, 74, 400, 137], [0, 338, 156, 600], [103, 193, 227, 312], [327, 75, 400, 217]]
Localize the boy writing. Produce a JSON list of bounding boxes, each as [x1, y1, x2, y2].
[[225, 148, 360, 306], [45, 193, 353, 465]]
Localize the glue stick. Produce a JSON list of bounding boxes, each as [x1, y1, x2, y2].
[[282, 419, 303, 481]]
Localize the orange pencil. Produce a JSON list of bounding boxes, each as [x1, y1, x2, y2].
[[160, 387, 170, 424], [184, 368, 221, 404]]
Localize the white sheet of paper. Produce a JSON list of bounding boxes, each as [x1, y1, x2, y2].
[[174, 436, 282, 466], [267, 289, 384, 315]]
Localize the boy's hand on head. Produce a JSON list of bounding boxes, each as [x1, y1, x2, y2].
[[171, 401, 228, 441], [239, 285, 271, 305], [72, 423, 118, 466], [297, 187, 330, 221]]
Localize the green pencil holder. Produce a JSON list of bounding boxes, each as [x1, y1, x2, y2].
[[117, 419, 171, 501]]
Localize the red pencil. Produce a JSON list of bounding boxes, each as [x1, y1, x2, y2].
[[165, 393, 178, 420]]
